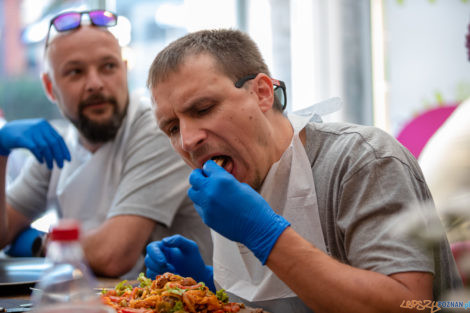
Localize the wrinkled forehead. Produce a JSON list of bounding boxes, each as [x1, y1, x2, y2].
[[152, 54, 230, 124]]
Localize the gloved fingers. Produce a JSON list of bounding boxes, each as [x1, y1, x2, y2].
[[202, 159, 226, 176], [45, 124, 71, 162], [20, 139, 44, 165], [162, 235, 198, 255], [163, 246, 184, 266], [146, 268, 159, 280], [144, 253, 174, 275], [42, 125, 70, 168], [189, 168, 206, 190], [145, 242, 177, 275], [187, 188, 204, 213], [146, 241, 168, 264], [192, 203, 205, 221], [32, 132, 54, 170]]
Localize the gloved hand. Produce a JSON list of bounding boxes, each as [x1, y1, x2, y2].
[[188, 160, 291, 264], [0, 118, 71, 169], [145, 235, 216, 292]]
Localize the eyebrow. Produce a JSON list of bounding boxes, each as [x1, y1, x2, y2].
[[158, 117, 175, 133], [62, 54, 120, 66], [158, 96, 214, 132]]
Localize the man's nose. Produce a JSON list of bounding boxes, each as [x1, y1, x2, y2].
[[85, 69, 104, 92], [179, 121, 206, 152]]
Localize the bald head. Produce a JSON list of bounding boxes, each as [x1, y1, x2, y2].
[[44, 26, 122, 74]]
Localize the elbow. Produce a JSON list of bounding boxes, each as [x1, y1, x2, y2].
[[87, 250, 138, 278]]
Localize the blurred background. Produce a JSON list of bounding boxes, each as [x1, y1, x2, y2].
[[2, 0, 470, 289], [0, 0, 469, 135]]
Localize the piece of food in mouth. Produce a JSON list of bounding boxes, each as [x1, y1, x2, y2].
[[212, 156, 228, 167]]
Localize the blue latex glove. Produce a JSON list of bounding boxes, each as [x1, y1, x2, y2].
[[145, 235, 216, 292], [188, 160, 290, 264], [0, 118, 71, 169], [4, 226, 46, 257]]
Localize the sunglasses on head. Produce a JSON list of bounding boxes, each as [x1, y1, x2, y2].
[[45, 10, 117, 48], [235, 74, 287, 111]]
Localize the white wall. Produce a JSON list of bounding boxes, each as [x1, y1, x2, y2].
[[385, 0, 470, 135]]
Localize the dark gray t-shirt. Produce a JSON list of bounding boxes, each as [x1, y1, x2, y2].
[[305, 122, 462, 298], [235, 122, 461, 312]]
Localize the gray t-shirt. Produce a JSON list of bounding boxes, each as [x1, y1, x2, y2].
[[235, 122, 461, 313], [305, 122, 462, 298], [7, 93, 212, 272]]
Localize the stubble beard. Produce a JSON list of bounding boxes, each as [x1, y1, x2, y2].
[[71, 93, 129, 144]]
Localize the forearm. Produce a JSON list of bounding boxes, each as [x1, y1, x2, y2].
[[81, 215, 156, 277], [266, 227, 433, 313]]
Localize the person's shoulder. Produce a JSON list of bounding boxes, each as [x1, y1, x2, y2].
[[305, 121, 412, 161], [306, 121, 395, 147], [125, 91, 159, 130], [128, 90, 154, 115], [122, 90, 173, 148]]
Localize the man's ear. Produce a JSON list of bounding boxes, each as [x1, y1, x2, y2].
[[41, 72, 56, 103], [254, 74, 275, 113]]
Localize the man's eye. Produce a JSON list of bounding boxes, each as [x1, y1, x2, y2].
[[65, 68, 81, 76], [197, 106, 212, 116], [168, 125, 180, 136], [103, 63, 117, 70]]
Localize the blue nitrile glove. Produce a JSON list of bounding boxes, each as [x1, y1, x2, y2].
[[0, 118, 71, 169], [145, 235, 216, 292], [188, 160, 291, 265], [4, 226, 46, 257]]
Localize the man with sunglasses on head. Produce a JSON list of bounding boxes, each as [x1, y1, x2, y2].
[[144, 29, 462, 312], [0, 10, 212, 278]]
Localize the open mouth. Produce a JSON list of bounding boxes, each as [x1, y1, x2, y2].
[[211, 155, 233, 173]]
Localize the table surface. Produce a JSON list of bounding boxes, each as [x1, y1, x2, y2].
[[0, 277, 122, 300]]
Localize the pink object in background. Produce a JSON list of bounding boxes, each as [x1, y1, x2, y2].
[[396, 104, 458, 159]]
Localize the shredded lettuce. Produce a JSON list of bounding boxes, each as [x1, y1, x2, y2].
[[170, 300, 185, 312], [115, 279, 133, 296], [138, 272, 152, 288], [216, 289, 229, 303], [166, 285, 185, 296]]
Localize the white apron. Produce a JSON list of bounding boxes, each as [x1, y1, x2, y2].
[[212, 98, 341, 306]]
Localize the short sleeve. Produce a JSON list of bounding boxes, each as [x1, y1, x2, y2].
[[107, 99, 191, 226], [7, 156, 51, 220], [337, 156, 435, 275]]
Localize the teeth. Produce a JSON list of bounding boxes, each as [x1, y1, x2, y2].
[[212, 156, 226, 167], [213, 157, 224, 167]]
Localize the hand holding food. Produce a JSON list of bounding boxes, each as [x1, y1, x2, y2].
[[145, 235, 216, 292], [188, 160, 291, 264], [0, 118, 70, 169], [101, 272, 243, 313]]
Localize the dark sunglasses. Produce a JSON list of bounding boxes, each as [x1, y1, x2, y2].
[[45, 10, 117, 48], [235, 74, 287, 111]]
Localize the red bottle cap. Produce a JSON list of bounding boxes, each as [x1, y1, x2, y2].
[[50, 219, 81, 241]]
